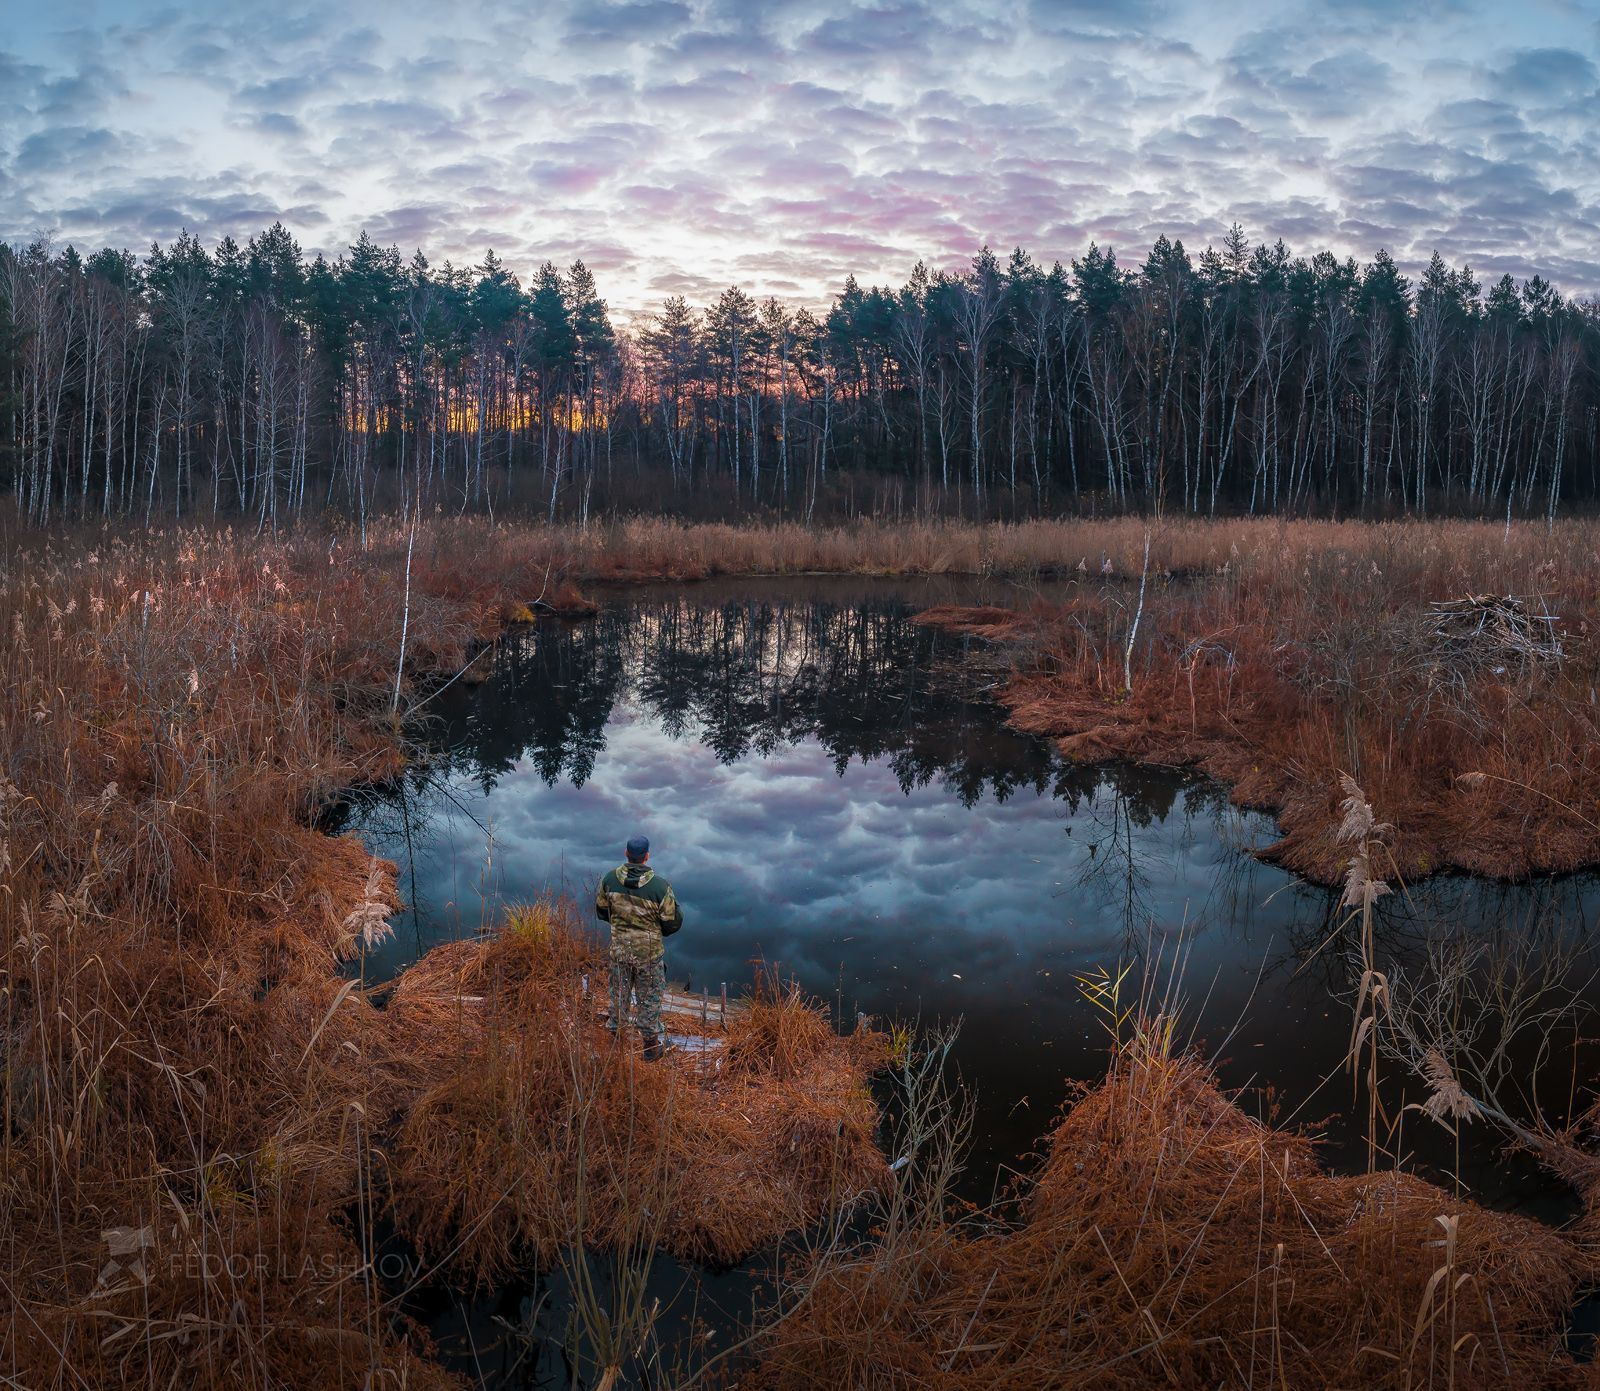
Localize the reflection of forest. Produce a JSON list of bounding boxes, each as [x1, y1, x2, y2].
[[432, 597, 1246, 813], [368, 592, 1600, 996]]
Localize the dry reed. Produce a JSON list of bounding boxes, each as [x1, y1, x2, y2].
[[743, 1019, 1597, 1390], [919, 517, 1600, 883], [386, 903, 889, 1284], [0, 518, 886, 1386]]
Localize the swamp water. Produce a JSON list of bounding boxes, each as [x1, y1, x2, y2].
[[332, 576, 1600, 1383]]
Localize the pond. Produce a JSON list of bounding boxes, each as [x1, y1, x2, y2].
[[330, 576, 1600, 1379]]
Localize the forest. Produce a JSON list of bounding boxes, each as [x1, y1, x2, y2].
[[3, 223, 1598, 526]]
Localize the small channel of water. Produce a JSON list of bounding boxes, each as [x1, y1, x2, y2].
[[330, 575, 1600, 1381]]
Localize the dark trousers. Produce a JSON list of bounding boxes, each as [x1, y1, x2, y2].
[[609, 955, 665, 1043]]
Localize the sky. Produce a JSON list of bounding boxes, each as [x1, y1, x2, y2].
[[3, 0, 1599, 312]]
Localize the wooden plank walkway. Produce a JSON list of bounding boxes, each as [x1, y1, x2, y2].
[[591, 979, 748, 1066], [444, 983, 745, 1024], [592, 979, 748, 1031], [437, 977, 747, 1070]]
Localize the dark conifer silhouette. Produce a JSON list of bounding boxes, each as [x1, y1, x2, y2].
[[3, 224, 1597, 521]]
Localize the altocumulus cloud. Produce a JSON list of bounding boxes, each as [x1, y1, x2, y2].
[[2, 0, 1598, 304]]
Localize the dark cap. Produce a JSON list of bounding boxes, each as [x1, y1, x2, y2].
[[626, 834, 650, 861]]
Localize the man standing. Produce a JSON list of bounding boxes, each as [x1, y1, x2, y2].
[[595, 834, 683, 1059]]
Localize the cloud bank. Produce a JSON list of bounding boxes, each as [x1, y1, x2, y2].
[[2, 0, 1597, 308]]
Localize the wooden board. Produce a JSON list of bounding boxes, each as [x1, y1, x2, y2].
[[443, 978, 748, 1030], [599, 985, 747, 1028]]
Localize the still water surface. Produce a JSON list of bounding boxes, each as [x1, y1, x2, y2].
[[334, 577, 1600, 1218]]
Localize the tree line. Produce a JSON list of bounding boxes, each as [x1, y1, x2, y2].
[[3, 221, 1597, 525]]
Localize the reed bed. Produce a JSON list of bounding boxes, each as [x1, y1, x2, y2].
[[0, 519, 879, 1386], [744, 1020, 1598, 1391], [0, 526, 503, 1384], [386, 900, 889, 1284], [554, 514, 1340, 582], [556, 513, 1600, 589], [919, 517, 1600, 882]]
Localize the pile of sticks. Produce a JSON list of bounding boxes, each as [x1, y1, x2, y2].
[[1426, 593, 1563, 673]]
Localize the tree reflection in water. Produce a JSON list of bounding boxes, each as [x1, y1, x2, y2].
[[444, 594, 1063, 803]]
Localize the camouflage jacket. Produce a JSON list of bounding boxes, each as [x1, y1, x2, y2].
[[596, 863, 683, 963]]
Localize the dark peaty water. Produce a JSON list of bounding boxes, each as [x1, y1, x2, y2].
[[334, 576, 1600, 1222]]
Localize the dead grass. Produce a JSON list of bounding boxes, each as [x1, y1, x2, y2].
[[386, 902, 889, 1284], [743, 1021, 1597, 1391], [503, 514, 1256, 583], [0, 519, 887, 1386], [0, 524, 501, 1385], [919, 517, 1600, 883]]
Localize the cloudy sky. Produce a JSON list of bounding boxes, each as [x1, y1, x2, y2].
[[3, 0, 1599, 311]]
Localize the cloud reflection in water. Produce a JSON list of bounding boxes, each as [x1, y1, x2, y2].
[[337, 580, 1600, 1204]]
